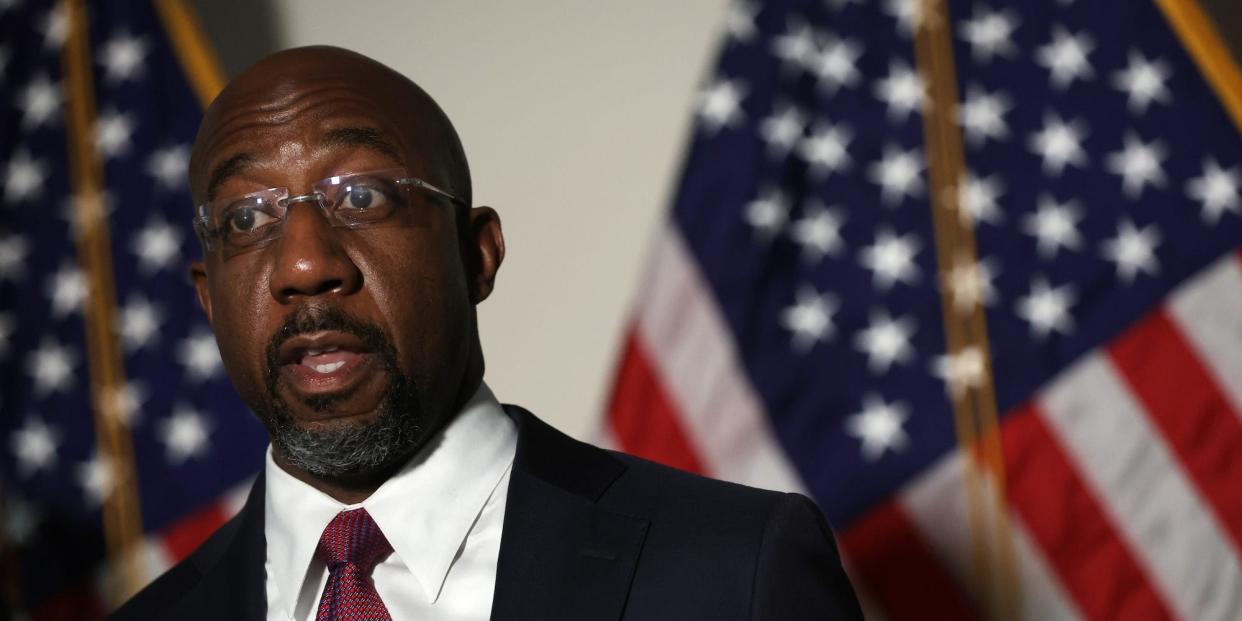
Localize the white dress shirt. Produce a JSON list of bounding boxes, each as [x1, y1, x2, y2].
[[263, 382, 517, 621]]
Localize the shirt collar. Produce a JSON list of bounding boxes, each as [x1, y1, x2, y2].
[[264, 382, 517, 618]]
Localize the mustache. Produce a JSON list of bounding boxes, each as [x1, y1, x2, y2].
[[263, 305, 399, 409]]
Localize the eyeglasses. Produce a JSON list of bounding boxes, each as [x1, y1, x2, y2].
[[193, 167, 466, 254]]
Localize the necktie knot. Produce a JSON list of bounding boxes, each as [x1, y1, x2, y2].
[[315, 508, 393, 573]]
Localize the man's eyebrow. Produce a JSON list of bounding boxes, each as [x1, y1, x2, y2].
[[321, 127, 402, 163], [206, 153, 254, 202]]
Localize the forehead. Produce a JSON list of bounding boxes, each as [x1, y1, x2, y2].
[[191, 70, 437, 199]]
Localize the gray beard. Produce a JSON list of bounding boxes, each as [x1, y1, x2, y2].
[[257, 306, 425, 478]]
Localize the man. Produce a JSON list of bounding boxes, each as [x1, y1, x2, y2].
[[112, 46, 863, 620]]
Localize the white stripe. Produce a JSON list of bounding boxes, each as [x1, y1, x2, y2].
[[1167, 252, 1242, 416], [1040, 355, 1242, 621], [900, 452, 1081, 621], [633, 225, 806, 493]]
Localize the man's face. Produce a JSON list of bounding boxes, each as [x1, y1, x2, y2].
[[187, 49, 501, 482]]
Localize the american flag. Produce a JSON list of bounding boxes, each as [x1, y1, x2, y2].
[[603, 0, 1242, 619], [0, 0, 267, 617]]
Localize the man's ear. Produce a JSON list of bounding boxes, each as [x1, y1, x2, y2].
[[188, 260, 214, 325], [466, 206, 504, 303]]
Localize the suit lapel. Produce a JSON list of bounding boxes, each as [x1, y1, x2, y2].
[[179, 474, 268, 621], [491, 407, 649, 621]]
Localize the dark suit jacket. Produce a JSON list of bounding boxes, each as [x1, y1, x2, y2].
[[112, 406, 863, 620]]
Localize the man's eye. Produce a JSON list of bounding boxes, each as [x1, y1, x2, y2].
[[340, 184, 390, 211], [225, 205, 276, 232]]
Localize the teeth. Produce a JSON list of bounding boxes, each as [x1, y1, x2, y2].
[[312, 361, 346, 374], [301, 345, 340, 358]]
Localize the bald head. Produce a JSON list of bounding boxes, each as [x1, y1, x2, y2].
[[189, 46, 471, 208]]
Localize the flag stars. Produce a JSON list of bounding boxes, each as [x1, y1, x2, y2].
[[883, 0, 923, 37], [117, 295, 164, 351], [790, 202, 845, 263], [860, 229, 922, 289], [744, 188, 790, 241], [146, 145, 191, 191], [1016, 278, 1077, 339], [11, 418, 60, 476], [932, 346, 986, 398], [874, 60, 925, 122], [77, 454, 116, 506], [770, 19, 817, 69], [959, 172, 1005, 227], [1036, 26, 1095, 89], [1023, 195, 1083, 258], [105, 381, 148, 426], [846, 395, 910, 461], [868, 145, 924, 206], [1106, 133, 1167, 199], [4, 149, 48, 203], [959, 7, 1019, 63], [1187, 158, 1241, 224], [853, 311, 917, 374], [780, 285, 838, 353], [131, 218, 183, 273], [812, 35, 862, 94], [696, 78, 747, 134], [158, 405, 212, 463], [100, 33, 150, 83], [1101, 220, 1161, 283], [799, 121, 852, 179], [18, 74, 61, 128], [28, 339, 77, 395], [178, 329, 223, 382], [95, 110, 136, 159], [41, 5, 68, 49], [959, 86, 1011, 147], [1112, 51, 1171, 114], [943, 256, 999, 313], [0, 234, 31, 282], [759, 105, 806, 158], [1028, 112, 1089, 176], [47, 262, 88, 317]]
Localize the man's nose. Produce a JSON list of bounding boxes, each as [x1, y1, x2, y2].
[[268, 201, 362, 303]]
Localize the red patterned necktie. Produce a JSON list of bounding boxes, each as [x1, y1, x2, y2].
[[315, 508, 394, 621]]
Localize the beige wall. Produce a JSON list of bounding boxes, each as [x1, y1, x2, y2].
[[250, 2, 732, 438]]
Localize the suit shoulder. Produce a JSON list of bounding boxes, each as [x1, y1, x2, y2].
[[606, 449, 789, 514]]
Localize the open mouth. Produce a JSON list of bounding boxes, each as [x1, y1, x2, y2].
[[275, 330, 380, 398]]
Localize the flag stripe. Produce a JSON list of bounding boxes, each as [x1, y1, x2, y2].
[[606, 330, 707, 475], [1166, 251, 1242, 416], [1109, 309, 1242, 555], [633, 226, 806, 493], [158, 500, 228, 563], [1041, 355, 1242, 621], [1001, 403, 1175, 621], [900, 449, 1082, 621], [838, 501, 980, 621]]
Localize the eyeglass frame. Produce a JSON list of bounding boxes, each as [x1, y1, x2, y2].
[[192, 167, 468, 253]]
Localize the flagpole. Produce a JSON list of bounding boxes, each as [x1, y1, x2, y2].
[[153, 0, 227, 108], [1156, 0, 1242, 135], [913, 0, 1020, 618], [60, 0, 145, 606]]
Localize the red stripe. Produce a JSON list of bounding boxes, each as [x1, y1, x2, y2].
[[1002, 404, 1175, 621], [605, 327, 707, 475], [1108, 309, 1242, 551], [839, 501, 980, 621], [160, 501, 229, 562]]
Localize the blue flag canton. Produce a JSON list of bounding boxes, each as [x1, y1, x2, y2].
[[668, 0, 1242, 526], [0, 0, 266, 603]]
